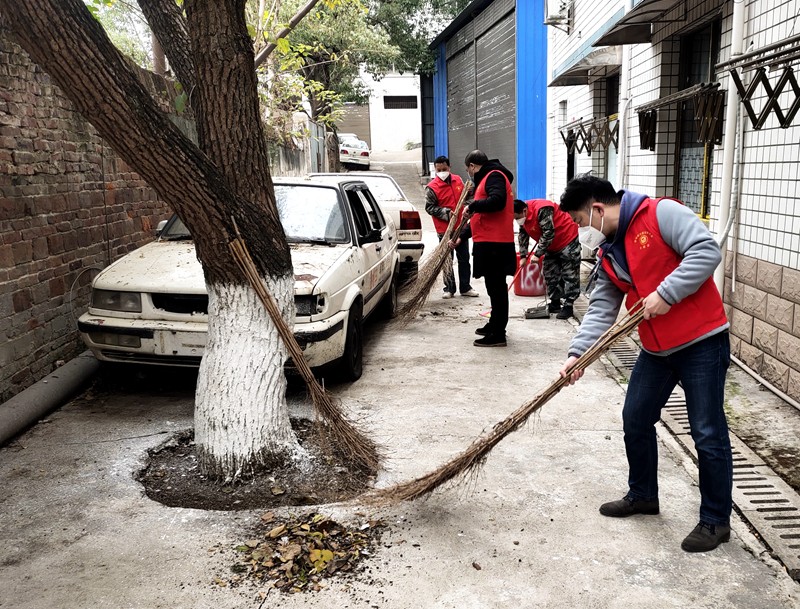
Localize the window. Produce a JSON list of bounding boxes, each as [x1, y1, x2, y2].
[[675, 20, 721, 217], [383, 96, 418, 110]]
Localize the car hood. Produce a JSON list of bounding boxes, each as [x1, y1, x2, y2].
[[93, 240, 350, 295], [291, 244, 350, 293], [94, 240, 207, 294]]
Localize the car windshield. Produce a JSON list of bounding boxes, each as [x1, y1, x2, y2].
[[275, 184, 349, 244], [341, 140, 368, 150], [160, 216, 192, 240], [354, 176, 404, 201], [159, 185, 349, 245]]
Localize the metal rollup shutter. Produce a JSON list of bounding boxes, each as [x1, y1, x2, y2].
[[446, 42, 476, 170], [475, 7, 516, 183]]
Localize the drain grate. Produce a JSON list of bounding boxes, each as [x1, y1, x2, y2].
[[573, 294, 800, 579]]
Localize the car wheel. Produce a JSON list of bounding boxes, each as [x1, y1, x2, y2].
[[377, 266, 399, 319], [338, 301, 363, 381]]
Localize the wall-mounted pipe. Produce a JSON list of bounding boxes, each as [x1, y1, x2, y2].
[[714, 0, 747, 291]]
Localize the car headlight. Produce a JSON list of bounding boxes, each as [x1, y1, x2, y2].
[[295, 294, 327, 316], [92, 289, 142, 313]]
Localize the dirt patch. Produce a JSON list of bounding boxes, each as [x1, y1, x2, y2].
[[136, 419, 374, 510]]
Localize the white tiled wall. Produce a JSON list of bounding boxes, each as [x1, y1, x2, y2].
[[709, 0, 800, 270], [546, 0, 800, 271]]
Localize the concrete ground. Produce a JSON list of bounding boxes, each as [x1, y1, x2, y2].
[[2, 155, 800, 608]]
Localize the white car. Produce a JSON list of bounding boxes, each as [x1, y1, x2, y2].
[[337, 132, 358, 144], [77, 177, 399, 381], [310, 172, 423, 281], [339, 139, 370, 169]]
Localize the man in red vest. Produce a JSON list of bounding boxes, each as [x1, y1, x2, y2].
[[462, 150, 517, 347], [425, 155, 479, 299], [558, 174, 732, 553], [513, 198, 580, 319]]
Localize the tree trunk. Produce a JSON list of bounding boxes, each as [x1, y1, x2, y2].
[[151, 31, 166, 75], [1, 0, 302, 480], [196, 278, 299, 481], [137, 0, 195, 93]]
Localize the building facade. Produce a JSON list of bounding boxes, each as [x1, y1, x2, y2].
[[337, 71, 422, 153], [424, 0, 548, 199], [547, 0, 800, 401]]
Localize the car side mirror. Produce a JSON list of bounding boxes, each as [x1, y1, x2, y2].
[[156, 219, 168, 235]]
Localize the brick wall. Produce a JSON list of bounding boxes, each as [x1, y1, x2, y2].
[[725, 252, 800, 399], [0, 30, 177, 402]]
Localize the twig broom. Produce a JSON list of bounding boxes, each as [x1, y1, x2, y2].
[[228, 229, 379, 473], [396, 180, 473, 320], [362, 302, 645, 505]]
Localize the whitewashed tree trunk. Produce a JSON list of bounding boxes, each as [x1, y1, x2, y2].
[[195, 273, 302, 481]]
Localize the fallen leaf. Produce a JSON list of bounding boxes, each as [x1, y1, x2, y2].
[[280, 543, 302, 563], [268, 524, 287, 538], [261, 512, 275, 523], [271, 486, 286, 496]]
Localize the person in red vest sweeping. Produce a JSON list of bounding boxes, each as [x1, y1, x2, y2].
[[461, 150, 516, 347], [425, 155, 479, 299], [513, 198, 581, 319], [558, 174, 732, 553]]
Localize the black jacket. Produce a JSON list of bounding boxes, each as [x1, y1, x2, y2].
[[469, 160, 514, 214], [468, 160, 516, 278]]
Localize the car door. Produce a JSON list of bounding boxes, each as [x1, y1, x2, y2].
[[345, 186, 394, 316]]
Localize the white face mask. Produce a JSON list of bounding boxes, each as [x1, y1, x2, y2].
[[436, 171, 450, 181], [515, 217, 526, 226], [578, 206, 606, 251]]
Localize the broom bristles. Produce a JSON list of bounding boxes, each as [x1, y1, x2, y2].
[[362, 303, 646, 505], [397, 181, 472, 321]]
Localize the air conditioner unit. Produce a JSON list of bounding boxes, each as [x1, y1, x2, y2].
[[544, 0, 571, 26], [545, 13, 568, 25]]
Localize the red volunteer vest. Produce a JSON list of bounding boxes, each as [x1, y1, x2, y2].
[[600, 197, 728, 352], [523, 199, 578, 252], [470, 169, 514, 243], [426, 174, 465, 233]]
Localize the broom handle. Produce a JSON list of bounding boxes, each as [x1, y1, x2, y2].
[[563, 298, 645, 378], [441, 180, 472, 242]]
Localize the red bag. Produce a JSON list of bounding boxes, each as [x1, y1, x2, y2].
[[513, 254, 547, 297]]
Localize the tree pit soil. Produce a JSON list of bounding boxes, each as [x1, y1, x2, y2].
[[136, 419, 374, 510]]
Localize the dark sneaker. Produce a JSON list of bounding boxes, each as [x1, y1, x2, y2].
[[681, 522, 731, 553], [599, 495, 660, 518], [473, 334, 507, 347], [548, 300, 562, 314], [475, 323, 492, 336], [555, 304, 574, 320]]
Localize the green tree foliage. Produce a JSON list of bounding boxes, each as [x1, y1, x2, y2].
[[265, 0, 400, 128], [367, 0, 472, 74], [84, 0, 152, 68]]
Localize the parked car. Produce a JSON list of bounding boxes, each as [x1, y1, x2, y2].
[[309, 172, 423, 281], [77, 177, 400, 381], [339, 139, 370, 169], [337, 132, 358, 144]]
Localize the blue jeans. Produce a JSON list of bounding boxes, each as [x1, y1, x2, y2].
[[622, 331, 732, 526], [437, 233, 472, 294]]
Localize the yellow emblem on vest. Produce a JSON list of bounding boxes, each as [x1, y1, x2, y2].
[[634, 231, 654, 249]]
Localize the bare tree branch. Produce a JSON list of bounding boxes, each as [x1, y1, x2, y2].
[[253, 0, 322, 68]]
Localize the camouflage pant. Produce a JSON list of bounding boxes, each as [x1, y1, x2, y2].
[[543, 238, 581, 306]]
